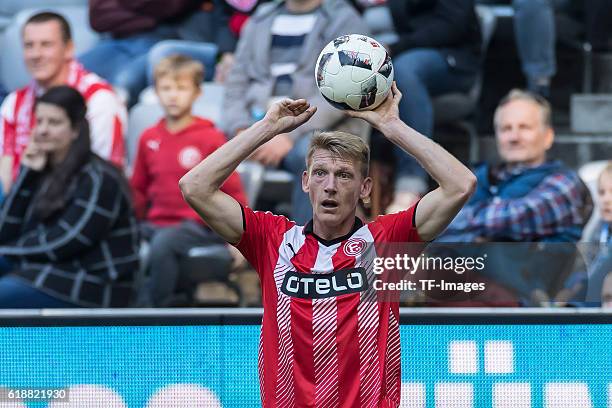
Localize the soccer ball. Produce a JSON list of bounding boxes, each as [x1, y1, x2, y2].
[[315, 34, 394, 111]]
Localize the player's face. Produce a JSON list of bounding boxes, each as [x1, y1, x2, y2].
[[303, 149, 371, 227], [495, 99, 553, 167], [23, 21, 73, 86], [155, 74, 201, 120], [598, 171, 612, 222]]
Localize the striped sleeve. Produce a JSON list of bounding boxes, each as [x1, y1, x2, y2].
[[86, 88, 127, 168], [0, 166, 123, 262]]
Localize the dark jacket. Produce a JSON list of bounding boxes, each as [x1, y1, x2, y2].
[[387, 0, 481, 74], [89, 0, 200, 37], [0, 159, 140, 307]]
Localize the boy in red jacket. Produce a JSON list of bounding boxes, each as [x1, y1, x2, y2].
[[130, 55, 247, 306]]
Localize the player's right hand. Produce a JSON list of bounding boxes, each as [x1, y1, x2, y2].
[[345, 81, 402, 131], [263, 98, 317, 135]]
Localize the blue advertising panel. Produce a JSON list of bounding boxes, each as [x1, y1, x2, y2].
[[0, 310, 609, 407]]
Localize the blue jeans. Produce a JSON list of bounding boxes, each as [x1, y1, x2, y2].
[[393, 49, 476, 192], [282, 135, 313, 225], [0, 276, 79, 308], [147, 40, 218, 84], [79, 34, 162, 105], [513, 0, 557, 82]]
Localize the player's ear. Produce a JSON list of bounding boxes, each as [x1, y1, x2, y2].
[[360, 176, 372, 200], [302, 170, 310, 193]]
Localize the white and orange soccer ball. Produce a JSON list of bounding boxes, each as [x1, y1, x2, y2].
[[315, 34, 394, 111]]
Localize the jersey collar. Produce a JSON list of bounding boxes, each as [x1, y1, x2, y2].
[[303, 217, 364, 247]]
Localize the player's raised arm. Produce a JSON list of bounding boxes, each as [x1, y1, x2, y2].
[[347, 82, 476, 241], [179, 99, 316, 244]]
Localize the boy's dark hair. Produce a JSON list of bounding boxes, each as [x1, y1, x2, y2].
[[24, 11, 72, 43]]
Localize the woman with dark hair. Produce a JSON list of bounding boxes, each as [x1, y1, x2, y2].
[[0, 86, 139, 308]]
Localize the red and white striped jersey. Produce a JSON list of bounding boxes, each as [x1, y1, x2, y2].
[[236, 204, 422, 408], [0, 60, 127, 178]]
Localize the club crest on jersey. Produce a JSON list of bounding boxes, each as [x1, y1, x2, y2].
[[281, 267, 368, 299], [343, 238, 367, 257]]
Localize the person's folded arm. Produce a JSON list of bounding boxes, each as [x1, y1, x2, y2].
[[466, 173, 586, 241]]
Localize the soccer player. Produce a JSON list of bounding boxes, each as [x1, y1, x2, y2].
[[179, 83, 476, 407]]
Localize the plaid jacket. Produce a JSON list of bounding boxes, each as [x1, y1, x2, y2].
[[440, 161, 592, 242], [0, 159, 139, 307]]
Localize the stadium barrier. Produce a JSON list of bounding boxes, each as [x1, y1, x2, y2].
[[0, 308, 610, 407]]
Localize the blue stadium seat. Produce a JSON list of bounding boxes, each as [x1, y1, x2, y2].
[[0, 0, 87, 30], [0, 5, 98, 91]]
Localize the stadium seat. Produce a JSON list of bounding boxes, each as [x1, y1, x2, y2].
[[0, 5, 98, 91], [0, 0, 87, 30]]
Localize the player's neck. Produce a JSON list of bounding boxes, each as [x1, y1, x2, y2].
[[165, 114, 195, 133], [312, 216, 355, 242]]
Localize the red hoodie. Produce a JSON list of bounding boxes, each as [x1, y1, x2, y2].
[[130, 117, 247, 226]]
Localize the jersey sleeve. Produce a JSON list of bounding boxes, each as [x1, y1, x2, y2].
[[86, 88, 127, 168], [235, 205, 295, 277], [371, 200, 423, 243]]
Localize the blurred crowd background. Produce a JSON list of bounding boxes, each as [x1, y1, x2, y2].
[[0, 0, 610, 309]]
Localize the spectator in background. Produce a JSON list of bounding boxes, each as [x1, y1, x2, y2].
[[383, 0, 481, 212], [559, 162, 612, 306], [438, 90, 592, 304], [80, 0, 199, 104], [0, 12, 126, 196], [0, 86, 138, 308], [477, 0, 556, 97], [130, 55, 247, 307], [221, 0, 367, 224], [146, 0, 260, 87], [440, 90, 591, 243]]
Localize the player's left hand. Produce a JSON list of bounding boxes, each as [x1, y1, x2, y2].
[[345, 81, 401, 130], [249, 133, 294, 167]]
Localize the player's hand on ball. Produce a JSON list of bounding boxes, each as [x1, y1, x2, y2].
[[345, 82, 402, 130], [264, 99, 317, 135]]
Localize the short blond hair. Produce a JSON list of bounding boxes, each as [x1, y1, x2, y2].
[[306, 131, 370, 178], [598, 161, 612, 185], [494, 89, 552, 130], [153, 54, 204, 87]]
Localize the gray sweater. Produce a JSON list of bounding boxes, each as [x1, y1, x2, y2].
[[221, 0, 369, 141]]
